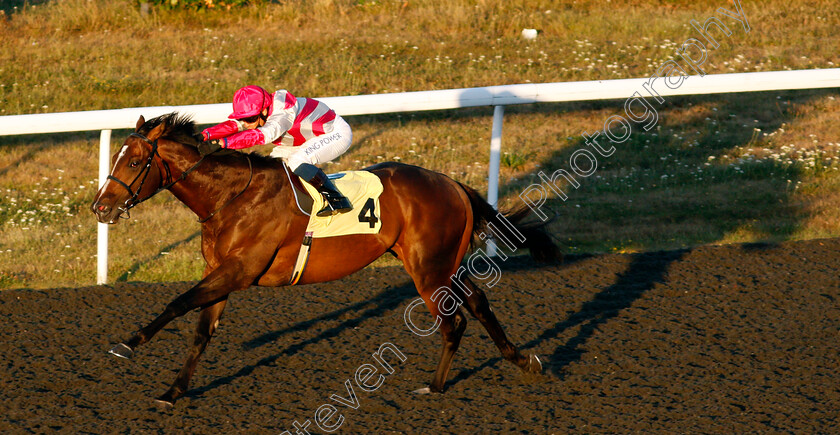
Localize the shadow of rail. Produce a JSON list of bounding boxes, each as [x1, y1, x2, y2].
[[115, 231, 201, 282]]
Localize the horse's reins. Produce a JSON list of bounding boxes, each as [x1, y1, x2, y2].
[[107, 132, 253, 223]]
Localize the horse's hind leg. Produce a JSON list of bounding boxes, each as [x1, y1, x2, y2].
[[411, 288, 468, 394], [431, 307, 467, 393], [399, 249, 469, 393], [456, 276, 542, 374], [155, 297, 228, 408]]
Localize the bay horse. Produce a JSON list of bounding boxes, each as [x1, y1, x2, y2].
[[91, 112, 560, 408]]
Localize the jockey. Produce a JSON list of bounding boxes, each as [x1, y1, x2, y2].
[[198, 85, 353, 217]]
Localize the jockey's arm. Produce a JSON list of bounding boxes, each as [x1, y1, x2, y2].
[[201, 109, 296, 150], [200, 120, 241, 141]]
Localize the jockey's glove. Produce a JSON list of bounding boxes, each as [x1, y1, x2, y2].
[[198, 139, 224, 156]]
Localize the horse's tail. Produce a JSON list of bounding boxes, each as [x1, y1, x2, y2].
[[458, 182, 562, 263]]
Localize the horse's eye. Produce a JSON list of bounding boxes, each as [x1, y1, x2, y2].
[[129, 160, 140, 168]]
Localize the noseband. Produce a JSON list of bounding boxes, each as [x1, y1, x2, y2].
[[107, 131, 252, 223]]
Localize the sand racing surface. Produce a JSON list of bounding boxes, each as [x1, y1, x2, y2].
[[2, 238, 839, 433]]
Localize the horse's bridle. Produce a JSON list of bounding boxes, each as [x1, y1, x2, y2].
[[107, 131, 252, 223]]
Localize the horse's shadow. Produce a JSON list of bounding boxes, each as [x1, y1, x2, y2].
[[538, 249, 688, 377], [185, 280, 418, 399], [450, 249, 687, 386], [187, 248, 684, 396], [188, 250, 683, 397]]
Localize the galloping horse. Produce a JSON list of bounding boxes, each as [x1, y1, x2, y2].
[[91, 113, 560, 407]]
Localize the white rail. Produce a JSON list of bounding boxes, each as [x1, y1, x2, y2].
[[1, 69, 838, 283]]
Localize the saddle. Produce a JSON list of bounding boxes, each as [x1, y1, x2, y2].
[[282, 165, 383, 236]]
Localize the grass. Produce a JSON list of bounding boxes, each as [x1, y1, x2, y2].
[[1, 0, 839, 289]]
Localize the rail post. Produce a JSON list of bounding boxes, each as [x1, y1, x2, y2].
[[97, 129, 111, 285], [486, 105, 504, 257]]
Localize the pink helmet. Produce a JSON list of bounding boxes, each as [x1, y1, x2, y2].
[[228, 85, 272, 119]]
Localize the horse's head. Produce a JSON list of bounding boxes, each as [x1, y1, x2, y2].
[[91, 115, 169, 224]]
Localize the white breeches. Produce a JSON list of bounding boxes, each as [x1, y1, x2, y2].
[[270, 115, 353, 171]]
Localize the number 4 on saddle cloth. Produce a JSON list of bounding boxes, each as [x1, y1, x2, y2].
[[284, 168, 384, 285]]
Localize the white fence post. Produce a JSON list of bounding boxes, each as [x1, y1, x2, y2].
[[97, 129, 111, 285], [486, 105, 504, 257]]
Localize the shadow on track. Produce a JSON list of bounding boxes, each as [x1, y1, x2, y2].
[[185, 281, 417, 399], [538, 249, 688, 377], [450, 249, 688, 386]]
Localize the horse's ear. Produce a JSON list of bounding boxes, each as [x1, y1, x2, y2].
[[135, 115, 145, 131], [147, 122, 166, 141]]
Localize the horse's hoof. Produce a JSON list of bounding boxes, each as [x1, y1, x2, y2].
[[108, 343, 134, 359], [412, 387, 432, 395], [153, 398, 174, 410], [526, 354, 543, 373]]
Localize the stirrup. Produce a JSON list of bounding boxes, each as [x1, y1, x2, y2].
[[317, 196, 352, 217]]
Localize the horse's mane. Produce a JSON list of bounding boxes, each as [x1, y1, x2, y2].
[[139, 112, 201, 148], [139, 112, 274, 164]]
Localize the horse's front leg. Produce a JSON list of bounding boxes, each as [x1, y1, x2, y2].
[[109, 260, 252, 359], [154, 297, 228, 408]]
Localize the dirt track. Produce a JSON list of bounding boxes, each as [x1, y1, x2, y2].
[[2, 238, 839, 433]]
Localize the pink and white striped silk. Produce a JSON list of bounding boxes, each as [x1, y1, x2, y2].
[[217, 90, 337, 150]]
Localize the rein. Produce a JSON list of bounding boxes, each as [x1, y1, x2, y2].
[[107, 132, 253, 223]]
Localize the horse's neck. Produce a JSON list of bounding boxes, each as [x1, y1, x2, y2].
[[165, 160, 226, 220], [161, 146, 293, 222]]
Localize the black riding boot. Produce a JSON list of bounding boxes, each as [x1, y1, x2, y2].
[[294, 163, 353, 217]]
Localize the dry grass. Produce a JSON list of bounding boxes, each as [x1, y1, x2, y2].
[[1, 0, 839, 288], [1, 0, 837, 113]]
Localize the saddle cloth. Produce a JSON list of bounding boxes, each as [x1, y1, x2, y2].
[[287, 170, 383, 285], [299, 170, 384, 238]]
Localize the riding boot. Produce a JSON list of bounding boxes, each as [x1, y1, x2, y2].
[[294, 163, 353, 217]]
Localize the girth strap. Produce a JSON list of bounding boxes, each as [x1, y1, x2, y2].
[[289, 231, 314, 285]]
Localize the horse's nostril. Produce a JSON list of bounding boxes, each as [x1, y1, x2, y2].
[[92, 202, 111, 215]]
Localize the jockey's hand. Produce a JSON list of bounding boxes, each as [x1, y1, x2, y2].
[[198, 139, 223, 156]]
